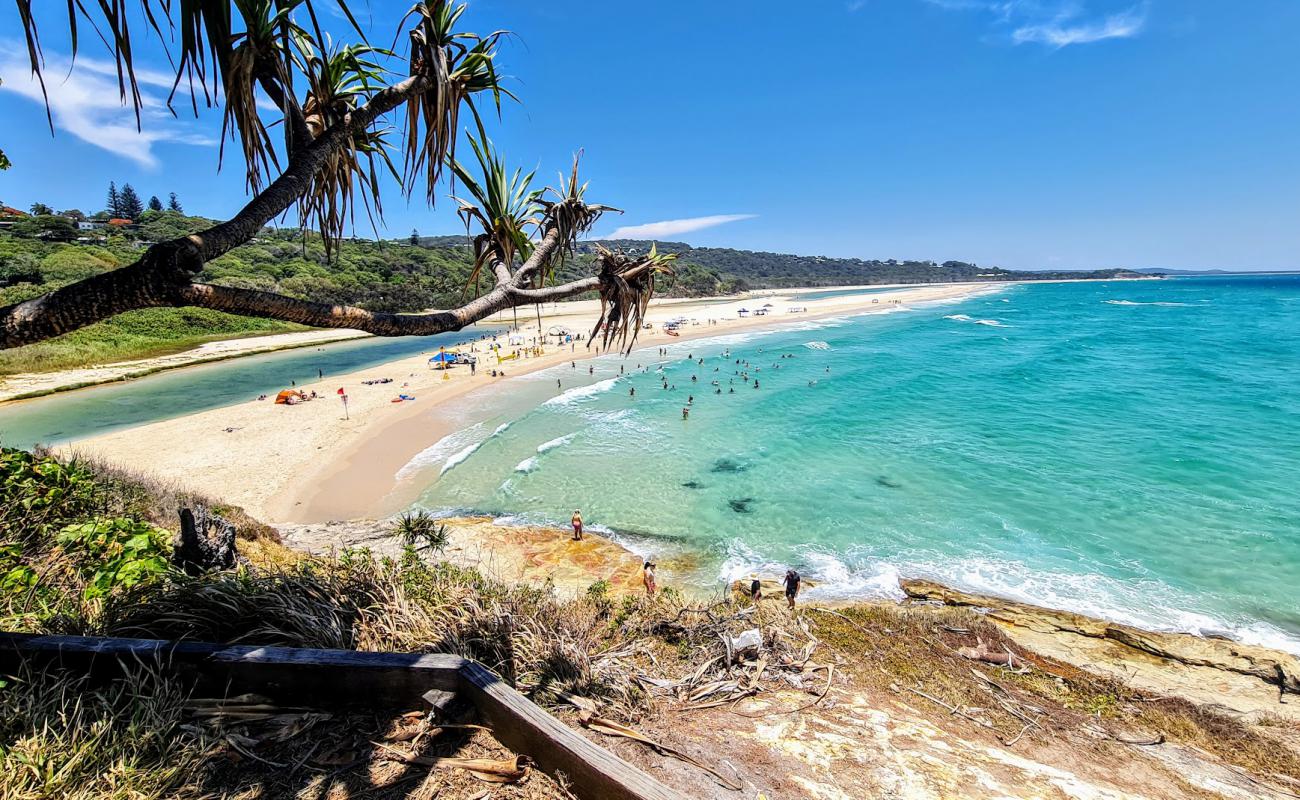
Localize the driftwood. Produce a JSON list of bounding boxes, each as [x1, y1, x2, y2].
[[174, 507, 237, 575], [957, 638, 1027, 670]]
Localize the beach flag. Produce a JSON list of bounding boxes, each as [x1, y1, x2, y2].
[[337, 387, 345, 395]]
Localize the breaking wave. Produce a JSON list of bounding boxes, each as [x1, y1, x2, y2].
[[395, 423, 485, 480], [1104, 299, 1192, 307], [542, 377, 619, 407], [514, 456, 539, 473], [537, 433, 576, 453]]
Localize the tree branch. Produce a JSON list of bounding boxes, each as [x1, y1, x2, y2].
[[174, 274, 600, 337], [256, 69, 312, 158], [0, 75, 432, 349]]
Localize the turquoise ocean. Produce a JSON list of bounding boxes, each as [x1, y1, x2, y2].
[[405, 276, 1300, 653], [3, 276, 1296, 654]]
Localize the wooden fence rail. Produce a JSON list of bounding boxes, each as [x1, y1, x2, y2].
[[0, 632, 684, 800]]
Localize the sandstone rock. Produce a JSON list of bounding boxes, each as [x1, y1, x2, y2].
[[900, 578, 1300, 696]]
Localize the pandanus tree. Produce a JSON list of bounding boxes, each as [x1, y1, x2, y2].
[[1, 0, 672, 350]]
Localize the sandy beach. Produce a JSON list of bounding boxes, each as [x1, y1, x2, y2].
[[0, 328, 367, 402], [64, 282, 996, 524]]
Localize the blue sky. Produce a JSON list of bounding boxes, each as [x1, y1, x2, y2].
[[1, 0, 1298, 270]]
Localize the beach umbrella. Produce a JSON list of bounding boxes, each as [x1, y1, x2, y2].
[[428, 351, 457, 370]]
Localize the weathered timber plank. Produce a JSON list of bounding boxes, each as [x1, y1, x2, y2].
[[0, 633, 686, 800]]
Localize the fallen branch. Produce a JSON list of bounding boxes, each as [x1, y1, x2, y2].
[[576, 712, 741, 791], [906, 686, 996, 731]]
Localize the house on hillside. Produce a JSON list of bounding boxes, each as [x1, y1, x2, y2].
[[78, 220, 107, 231]]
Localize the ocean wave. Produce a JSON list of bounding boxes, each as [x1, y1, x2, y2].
[[542, 377, 619, 407], [537, 433, 577, 453], [439, 441, 483, 476], [395, 423, 485, 480], [1104, 299, 1192, 307], [715, 542, 1300, 655], [804, 341, 831, 351], [514, 456, 539, 473], [945, 313, 1008, 327]]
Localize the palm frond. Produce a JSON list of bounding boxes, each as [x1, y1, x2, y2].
[[533, 151, 619, 288], [449, 131, 542, 290], [400, 0, 515, 204], [590, 244, 678, 354], [296, 39, 398, 253]]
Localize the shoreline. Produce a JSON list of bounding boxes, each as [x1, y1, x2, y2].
[[278, 513, 1300, 723], [66, 281, 999, 524], [2, 276, 1159, 404], [0, 328, 368, 403]]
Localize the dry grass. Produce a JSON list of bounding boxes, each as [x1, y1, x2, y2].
[[805, 602, 1300, 784], [7, 453, 1300, 796], [0, 664, 211, 800], [68, 453, 281, 542]]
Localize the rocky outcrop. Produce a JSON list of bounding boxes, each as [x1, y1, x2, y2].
[[901, 579, 1300, 698]]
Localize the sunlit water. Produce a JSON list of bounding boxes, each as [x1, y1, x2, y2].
[[0, 329, 495, 448], [410, 276, 1300, 653]]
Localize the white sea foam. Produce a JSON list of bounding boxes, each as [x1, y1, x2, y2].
[[1104, 299, 1191, 307], [395, 423, 484, 480], [542, 377, 619, 407], [804, 341, 831, 351], [440, 441, 483, 476], [537, 433, 576, 453], [945, 313, 1008, 327], [716, 541, 1300, 655], [514, 456, 539, 473]]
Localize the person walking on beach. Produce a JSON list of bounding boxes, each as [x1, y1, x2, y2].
[[783, 569, 801, 609], [750, 579, 763, 603], [571, 510, 584, 541], [643, 561, 657, 596]]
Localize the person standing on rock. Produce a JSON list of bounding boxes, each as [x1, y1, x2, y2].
[[571, 509, 584, 541], [783, 569, 801, 609], [643, 561, 657, 596]]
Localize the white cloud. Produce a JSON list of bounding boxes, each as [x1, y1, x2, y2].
[[0, 50, 216, 169], [1011, 7, 1145, 46], [923, 0, 1147, 47], [605, 214, 757, 240]]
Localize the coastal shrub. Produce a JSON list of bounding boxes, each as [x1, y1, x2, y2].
[[55, 518, 170, 600], [0, 448, 100, 548], [394, 509, 449, 554]]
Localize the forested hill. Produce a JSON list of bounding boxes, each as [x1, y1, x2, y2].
[[576, 239, 1148, 288], [2, 208, 1147, 372]]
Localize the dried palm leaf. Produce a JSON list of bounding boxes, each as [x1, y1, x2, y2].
[[400, 0, 515, 203], [590, 244, 678, 354]]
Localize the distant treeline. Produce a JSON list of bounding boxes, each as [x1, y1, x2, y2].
[[1, 210, 1150, 372]]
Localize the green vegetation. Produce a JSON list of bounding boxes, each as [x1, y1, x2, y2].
[[0, 203, 1146, 374], [0, 309, 304, 376], [2, 448, 1297, 797], [585, 239, 1150, 287]]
